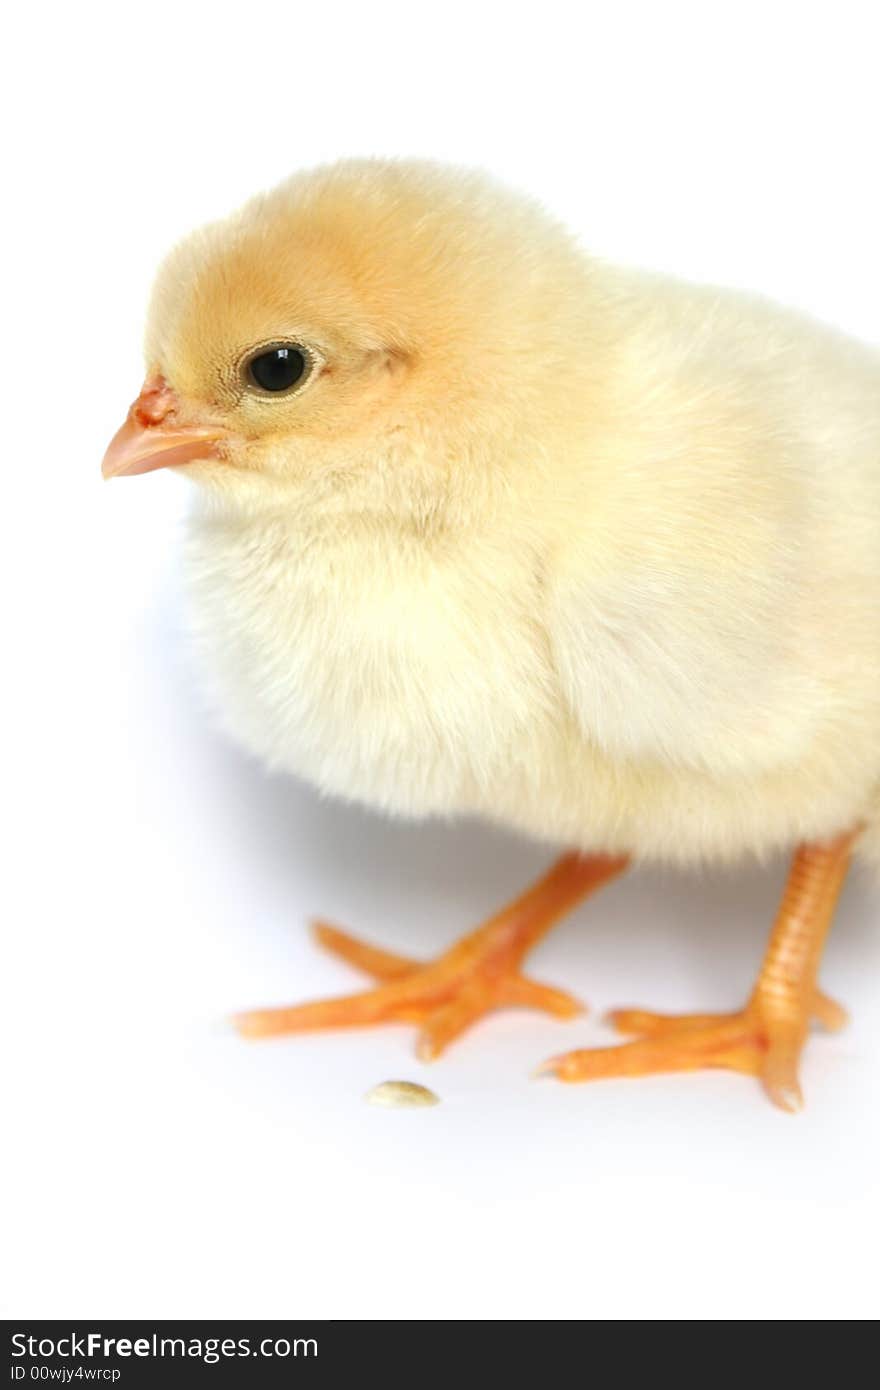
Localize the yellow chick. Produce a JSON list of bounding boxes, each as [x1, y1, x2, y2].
[[103, 159, 880, 1111]]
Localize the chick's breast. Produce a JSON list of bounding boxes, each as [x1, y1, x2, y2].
[[183, 506, 562, 820]]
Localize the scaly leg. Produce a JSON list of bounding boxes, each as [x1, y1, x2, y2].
[[235, 852, 629, 1060], [539, 830, 858, 1112]]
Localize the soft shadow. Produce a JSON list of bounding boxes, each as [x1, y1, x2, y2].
[[152, 581, 878, 988]]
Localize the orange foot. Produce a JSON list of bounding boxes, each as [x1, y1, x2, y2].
[[538, 989, 848, 1113], [234, 852, 628, 1061], [539, 830, 858, 1113]]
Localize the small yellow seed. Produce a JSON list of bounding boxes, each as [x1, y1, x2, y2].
[[365, 1080, 440, 1109]]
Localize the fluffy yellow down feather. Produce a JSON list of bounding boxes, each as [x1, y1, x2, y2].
[[142, 159, 880, 871]]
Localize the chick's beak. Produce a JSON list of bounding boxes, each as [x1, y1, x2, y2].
[[102, 376, 227, 479]]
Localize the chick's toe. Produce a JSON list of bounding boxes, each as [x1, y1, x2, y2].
[[234, 851, 628, 1060], [538, 830, 856, 1112]]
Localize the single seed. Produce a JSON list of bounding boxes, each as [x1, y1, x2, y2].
[[365, 1080, 440, 1109]]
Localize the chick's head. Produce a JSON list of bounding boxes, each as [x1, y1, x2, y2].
[[103, 160, 599, 519]]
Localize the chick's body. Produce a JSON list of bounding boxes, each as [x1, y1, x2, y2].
[[112, 160, 880, 1107], [179, 164, 880, 869]]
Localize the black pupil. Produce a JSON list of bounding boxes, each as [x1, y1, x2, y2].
[[249, 346, 306, 392]]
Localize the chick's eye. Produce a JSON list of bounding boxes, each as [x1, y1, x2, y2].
[[246, 345, 308, 394]]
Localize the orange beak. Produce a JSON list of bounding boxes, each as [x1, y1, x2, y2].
[[102, 377, 228, 479]]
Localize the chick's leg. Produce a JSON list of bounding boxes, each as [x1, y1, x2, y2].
[[539, 830, 857, 1112], [235, 852, 629, 1060]]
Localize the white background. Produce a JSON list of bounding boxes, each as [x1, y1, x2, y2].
[[2, 0, 879, 1321]]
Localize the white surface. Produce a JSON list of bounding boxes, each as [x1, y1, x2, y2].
[[2, 0, 879, 1321]]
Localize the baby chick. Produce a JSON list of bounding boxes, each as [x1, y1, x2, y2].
[[103, 160, 880, 1111]]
